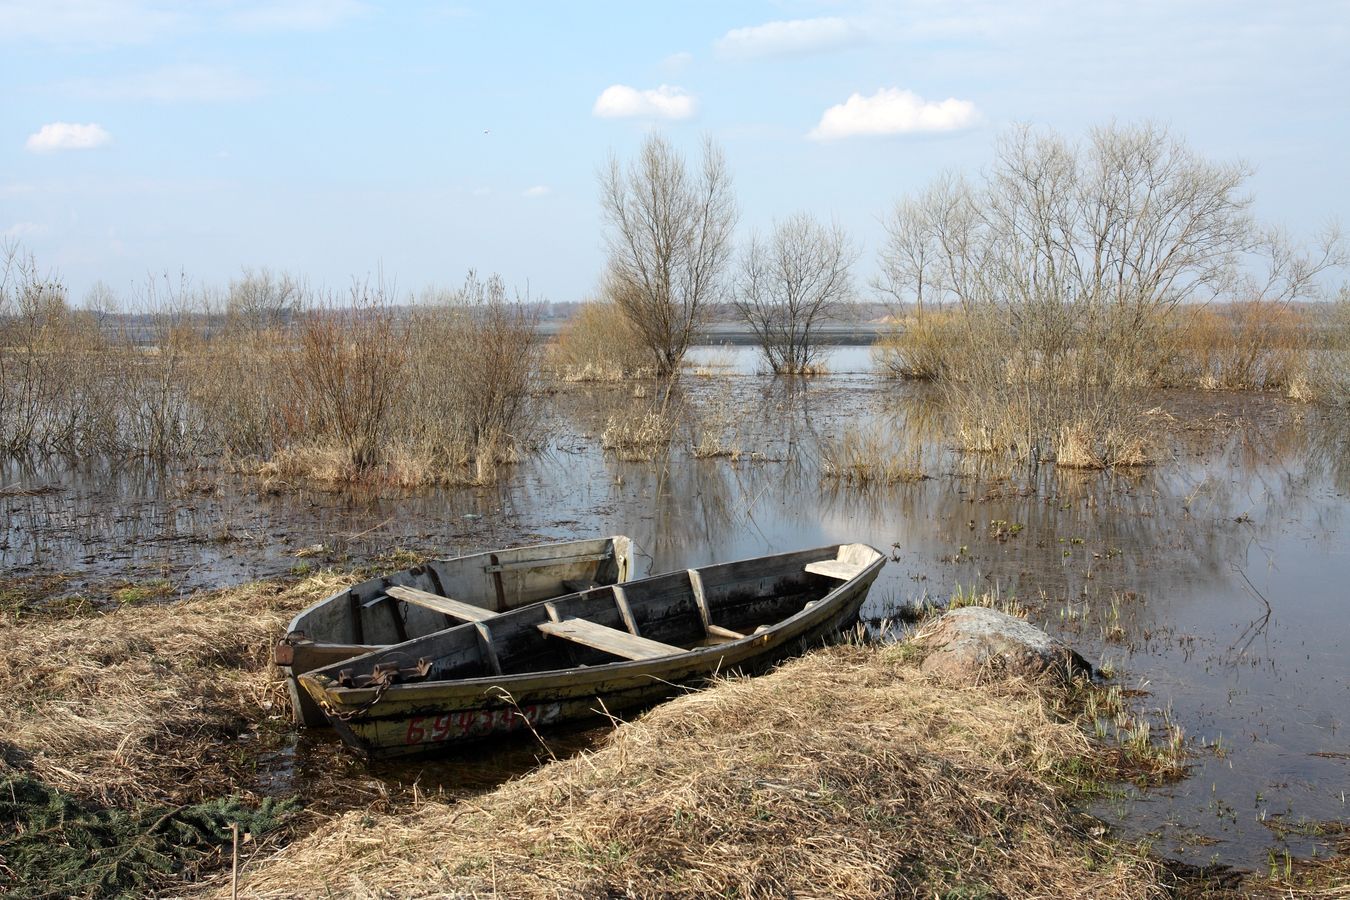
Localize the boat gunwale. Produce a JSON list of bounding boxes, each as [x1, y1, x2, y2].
[[301, 545, 885, 705]]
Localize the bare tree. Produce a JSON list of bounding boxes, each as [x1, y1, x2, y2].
[[876, 174, 983, 321], [228, 267, 304, 330], [600, 133, 737, 377], [732, 213, 858, 374]]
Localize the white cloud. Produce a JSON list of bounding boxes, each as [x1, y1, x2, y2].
[[715, 17, 861, 60], [0, 0, 182, 45], [522, 185, 551, 198], [59, 64, 263, 102], [809, 88, 979, 140], [0, 0, 366, 44], [26, 122, 112, 152], [2, 222, 49, 239], [661, 51, 693, 72], [592, 84, 696, 120], [226, 0, 367, 30]]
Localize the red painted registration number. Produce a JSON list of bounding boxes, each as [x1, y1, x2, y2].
[[404, 704, 556, 745]]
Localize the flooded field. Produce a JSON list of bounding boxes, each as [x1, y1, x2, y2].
[[3, 344, 1348, 871]]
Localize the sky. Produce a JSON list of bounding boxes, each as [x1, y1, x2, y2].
[[2, 0, 1348, 306]]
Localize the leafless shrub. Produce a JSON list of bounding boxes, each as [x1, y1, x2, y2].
[[550, 296, 652, 382], [285, 279, 405, 473], [404, 271, 540, 483], [227, 267, 303, 329], [190, 319, 297, 459], [1159, 301, 1312, 392], [1304, 285, 1350, 405], [0, 248, 542, 483], [600, 133, 737, 377], [871, 310, 962, 380], [0, 244, 125, 455], [732, 212, 857, 375], [113, 274, 220, 460]]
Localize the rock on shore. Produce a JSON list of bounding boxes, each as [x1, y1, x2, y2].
[[916, 607, 1091, 683]]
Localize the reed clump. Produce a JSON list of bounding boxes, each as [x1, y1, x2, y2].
[[819, 424, 927, 483], [1304, 288, 1350, 405], [551, 298, 652, 382], [601, 406, 677, 461], [0, 572, 348, 806], [229, 643, 1171, 899], [871, 310, 962, 381], [690, 393, 741, 459], [1159, 301, 1312, 392]]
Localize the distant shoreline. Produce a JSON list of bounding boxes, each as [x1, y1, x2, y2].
[[535, 320, 887, 346]]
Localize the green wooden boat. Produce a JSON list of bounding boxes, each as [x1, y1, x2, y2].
[[274, 536, 633, 726], [300, 543, 884, 758]]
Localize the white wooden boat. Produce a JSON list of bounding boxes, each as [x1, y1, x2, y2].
[[301, 543, 884, 758], [274, 536, 633, 726]]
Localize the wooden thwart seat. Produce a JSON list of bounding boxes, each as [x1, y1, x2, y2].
[[386, 585, 494, 622], [804, 559, 869, 581], [687, 568, 746, 642], [538, 618, 683, 661]]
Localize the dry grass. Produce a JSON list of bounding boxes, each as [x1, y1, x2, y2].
[[690, 392, 741, 459], [601, 406, 677, 461], [0, 573, 346, 806], [1161, 302, 1312, 392], [871, 311, 962, 381], [228, 644, 1169, 899], [551, 298, 653, 382], [819, 424, 927, 484], [1303, 291, 1350, 406], [1055, 419, 1153, 470]]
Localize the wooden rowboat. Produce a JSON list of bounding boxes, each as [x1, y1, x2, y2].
[[301, 543, 884, 759], [275, 536, 633, 726]]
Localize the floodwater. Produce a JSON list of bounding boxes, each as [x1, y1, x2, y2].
[[3, 343, 1348, 869]]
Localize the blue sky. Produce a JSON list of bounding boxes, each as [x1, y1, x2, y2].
[[3, 0, 1348, 306]]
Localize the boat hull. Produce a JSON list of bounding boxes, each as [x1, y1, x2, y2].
[[309, 549, 882, 759]]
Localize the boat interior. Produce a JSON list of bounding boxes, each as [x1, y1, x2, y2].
[[316, 543, 881, 689], [290, 537, 631, 649]]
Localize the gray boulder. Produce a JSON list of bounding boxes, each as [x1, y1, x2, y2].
[[915, 607, 1091, 683]]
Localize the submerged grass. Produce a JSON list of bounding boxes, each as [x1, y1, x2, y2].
[[229, 643, 1176, 899]]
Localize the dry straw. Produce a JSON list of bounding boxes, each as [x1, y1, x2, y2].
[[0, 573, 347, 806]]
